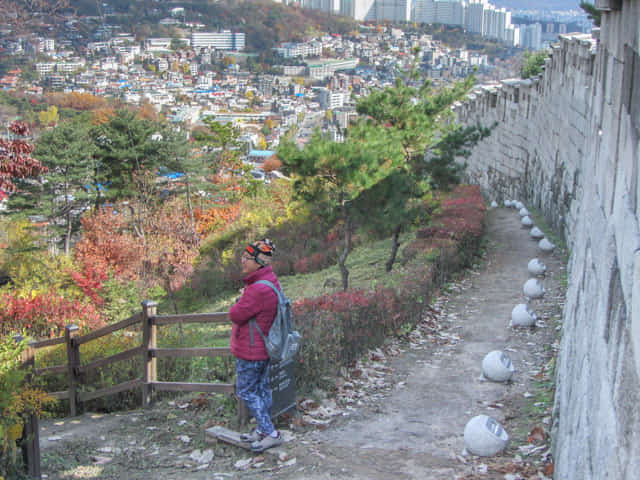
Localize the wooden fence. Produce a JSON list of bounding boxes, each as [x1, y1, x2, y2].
[[18, 301, 242, 479]]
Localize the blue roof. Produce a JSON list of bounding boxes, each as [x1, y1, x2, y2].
[[248, 150, 275, 157], [160, 172, 185, 180]]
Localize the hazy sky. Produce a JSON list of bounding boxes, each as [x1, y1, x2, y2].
[[491, 1, 581, 11]]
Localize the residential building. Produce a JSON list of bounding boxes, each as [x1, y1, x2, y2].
[[145, 38, 172, 51], [306, 58, 359, 80], [317, 88, 349, 109], [273, 42, 323, 58], [191, 31, 246, 51]]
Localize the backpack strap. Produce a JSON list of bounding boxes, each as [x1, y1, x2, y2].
[[249, 280, 283, 346], [249, 318, 268, 346], [254, 280, 283, 302]]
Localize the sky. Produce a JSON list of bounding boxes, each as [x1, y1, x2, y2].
[[491, 1, 582, 11]]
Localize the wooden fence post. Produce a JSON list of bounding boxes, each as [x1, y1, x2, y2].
[[142, 301, 158, 408], [14, 335, 41, 478], [65, 325, 80, 416]]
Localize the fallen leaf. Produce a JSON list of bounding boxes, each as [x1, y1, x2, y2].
[[528, 426, 546, 443]]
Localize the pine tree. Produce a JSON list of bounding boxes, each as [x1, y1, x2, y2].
[[278, 126, 393, 291], [30, 116, 97, 254], [355, 74, 488, 270]]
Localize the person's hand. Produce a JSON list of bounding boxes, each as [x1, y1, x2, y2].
[[235, 288, 244, 303]]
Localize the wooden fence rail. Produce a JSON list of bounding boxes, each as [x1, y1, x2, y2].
[[18, 301, 239, 479], [26, 301, 235, 415]]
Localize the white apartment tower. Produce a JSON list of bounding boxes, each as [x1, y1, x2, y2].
[[519, 23, 542, 50], [412, 1, 463, 26], [303, 0, 334, 13], [341, 0, 376, 21], [376, 0, 412, 22], [465, 0, 488, 34], [413, 0, 437, 24], [483, 6, 511, 41]]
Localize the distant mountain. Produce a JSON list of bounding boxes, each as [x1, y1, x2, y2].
[[492, 1, 582, 11]]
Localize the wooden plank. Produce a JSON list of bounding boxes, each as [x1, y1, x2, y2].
[[205, 426, 251, 450], [49, 390, 70, 400], [204, 426, 282, 457], [151, 381, 234, 394], [76, 313, 142, 346], [78, 378, 143, 402], [153, 312, 229, 326], [31, 337, 65, 349], [77, 346, 144, 374], [34, 364, 67, 376], [152, 347, 232, 358]]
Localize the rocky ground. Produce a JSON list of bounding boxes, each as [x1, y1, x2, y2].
[[38, 206, 566, 480]]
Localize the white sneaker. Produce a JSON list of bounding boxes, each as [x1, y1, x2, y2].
[[250, 432, 283, 452], [240, 429, 264, 443]]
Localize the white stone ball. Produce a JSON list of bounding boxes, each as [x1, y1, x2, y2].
[[504, 200, 513, 207], [521, 215, 534, 227], [539, 238, 556, 252], [464, 415, 510, 457], [530, 227, 544, 239], [490, 200, 498, 208], [519, 207, 529, 217], [482, 350, 515, 382], [511, 303, 537, 327], [514, 201, 524, 210], [523, 278, 545, 298], [527, 258, 547, 276]]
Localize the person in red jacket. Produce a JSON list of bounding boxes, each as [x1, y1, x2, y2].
[[229, 238, 283, 452]]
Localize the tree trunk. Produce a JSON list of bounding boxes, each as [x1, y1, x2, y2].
[[338, 235, 350, 292], [186, 178, 195, 230], [338, 213, 352, 292], [385, 224, 402, 272], [128, 204, 145, 239], [64, 210, 72, 255]]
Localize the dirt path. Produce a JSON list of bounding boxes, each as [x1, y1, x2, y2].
[[39, 207, 565, 480]]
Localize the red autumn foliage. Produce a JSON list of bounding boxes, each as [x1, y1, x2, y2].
[[74, 199, 201, 295], [194, 203, 240, 235], [68, 262, 109, 306], [144, 200, 201, 293], [263, 156, 282, 172], [0, 290, 104, 338], [433, 184, 486, 238], [0, 120, 48, 192], [73, 208, 144, 281]]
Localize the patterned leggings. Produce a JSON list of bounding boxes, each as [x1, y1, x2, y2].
[[235, 358, 274, 436]]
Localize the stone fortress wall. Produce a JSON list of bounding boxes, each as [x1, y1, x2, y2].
[[454, 1, 639, 478]]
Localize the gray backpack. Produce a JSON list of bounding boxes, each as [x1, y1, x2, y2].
[[249, 280, 301, 364]]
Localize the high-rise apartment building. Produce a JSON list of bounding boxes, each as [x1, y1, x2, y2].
[[376, 0, 411, 22], [303, 0, 335, 13], [413, 0, 437, 24], [465, 0, 488, 34], [519, 23, 542, 50], [341, 0, 376, 21], [412, 0, 463, 27]]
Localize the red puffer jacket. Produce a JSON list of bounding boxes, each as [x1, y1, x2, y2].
[[229, 265, 280, 361]]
